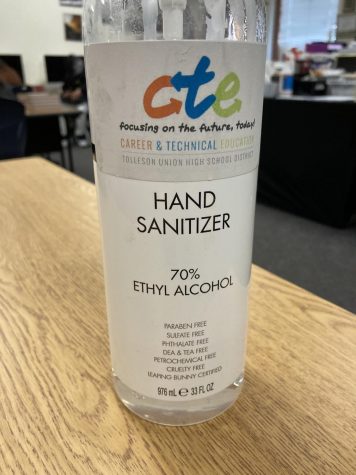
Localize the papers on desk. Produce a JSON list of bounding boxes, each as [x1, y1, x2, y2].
[[23, 92, 62, 107], [17, 92, 80, 116]]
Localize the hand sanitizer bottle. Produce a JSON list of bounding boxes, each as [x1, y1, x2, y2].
[[84, 0, 266, 425]]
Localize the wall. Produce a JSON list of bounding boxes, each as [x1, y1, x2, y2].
[[0, 0, 83, 84]]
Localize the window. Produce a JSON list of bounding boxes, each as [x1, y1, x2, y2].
[[279, 0, 339, 52]]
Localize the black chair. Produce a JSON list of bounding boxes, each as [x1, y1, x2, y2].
[[25, 115, 67, 167], [0, 98, 27, 159]]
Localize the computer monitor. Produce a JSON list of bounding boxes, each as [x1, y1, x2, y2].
[[45, 56, 68, 82], [45, 55, 84, 83], [0, 55, 24, 82]]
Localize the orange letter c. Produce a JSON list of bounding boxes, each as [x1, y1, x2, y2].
[[143, 75, 182, 119]]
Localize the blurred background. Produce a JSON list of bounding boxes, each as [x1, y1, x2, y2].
[[0, 0, 355, 313]]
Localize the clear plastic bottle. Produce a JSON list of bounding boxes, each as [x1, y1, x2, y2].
[[83, 0, 266, 425]]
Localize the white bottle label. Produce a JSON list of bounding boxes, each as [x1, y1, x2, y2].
[[86, 41, 266, 401]]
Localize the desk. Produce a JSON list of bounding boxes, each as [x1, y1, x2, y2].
[[17, 92, 79, 117], [17, 93, 80, 171], [0, 158, 355, 474], [277, 94, 356, 102], [259, 97, 356, 227]]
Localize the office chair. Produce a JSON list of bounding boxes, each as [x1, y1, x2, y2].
[[0, 98, 27, 159]]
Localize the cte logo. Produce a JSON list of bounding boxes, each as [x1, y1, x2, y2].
[[143, 56, 242, 120]]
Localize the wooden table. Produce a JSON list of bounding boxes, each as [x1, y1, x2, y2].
[[0, 158, 355, 474]]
